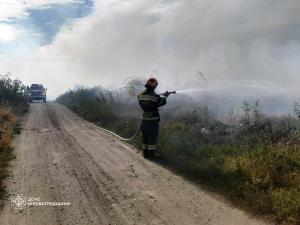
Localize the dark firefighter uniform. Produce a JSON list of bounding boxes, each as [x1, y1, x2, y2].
[[138, 89, 167, 158]]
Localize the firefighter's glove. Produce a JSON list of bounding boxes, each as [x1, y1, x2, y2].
[[162, 91, 170, 97]]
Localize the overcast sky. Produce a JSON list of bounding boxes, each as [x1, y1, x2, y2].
[[0, 0, 300, 103]]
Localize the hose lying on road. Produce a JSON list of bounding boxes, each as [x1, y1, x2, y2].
[[78, 116, 141, 141]]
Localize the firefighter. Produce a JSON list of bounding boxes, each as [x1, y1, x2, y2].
[[138, 78, 170, 159]]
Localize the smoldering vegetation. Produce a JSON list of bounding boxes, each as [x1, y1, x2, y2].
[[0, 74, 28, 206], [57, 78, 300, 225]]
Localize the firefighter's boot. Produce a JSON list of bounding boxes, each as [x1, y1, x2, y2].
[[143, 149, 148, 158]]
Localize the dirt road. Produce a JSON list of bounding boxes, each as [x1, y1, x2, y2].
[[0, 103, 269, 225]]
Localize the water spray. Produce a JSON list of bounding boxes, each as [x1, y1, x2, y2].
[[175, 84, 271, 95]]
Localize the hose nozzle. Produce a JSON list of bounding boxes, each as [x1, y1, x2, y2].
[[161, 91, 176, 97]]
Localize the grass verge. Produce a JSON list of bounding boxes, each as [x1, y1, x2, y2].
[[0, 109, 18, 206]]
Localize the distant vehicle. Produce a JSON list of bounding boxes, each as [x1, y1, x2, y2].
[[27, 84, 47, 103]]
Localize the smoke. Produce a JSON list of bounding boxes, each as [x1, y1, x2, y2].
[[1, 0, 300, 113]]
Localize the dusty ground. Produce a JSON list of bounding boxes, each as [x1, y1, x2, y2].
[[0, 103, 270, 225]]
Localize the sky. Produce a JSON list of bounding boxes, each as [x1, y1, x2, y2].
[[0, 0, 300, 112]]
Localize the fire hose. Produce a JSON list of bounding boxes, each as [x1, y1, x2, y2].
[[83, 119, 141, 141], [79, 91, 176, 141]]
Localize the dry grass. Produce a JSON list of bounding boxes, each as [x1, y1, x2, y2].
[[0, 108, 15, 145], [0, 107, 17, 205]]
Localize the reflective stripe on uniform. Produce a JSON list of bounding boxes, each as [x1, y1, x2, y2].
[[142, 144, 148, 150], [138, 95, 159, 102], [142, 111, 159, 120], [141, 116, 160, 120], [148, 144, 157, 150], [143, 111, 157, 117]]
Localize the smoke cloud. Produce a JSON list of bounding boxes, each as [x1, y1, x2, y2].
[[1, 0, 300, 113]]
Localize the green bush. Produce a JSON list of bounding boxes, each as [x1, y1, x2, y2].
[[0, 73, 29, 115]]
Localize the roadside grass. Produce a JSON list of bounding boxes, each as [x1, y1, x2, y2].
[[57, 84, 300, 225], [0, 109, 17, 204], [158, 141, 300, 224], [157, 111, 300, 224], [0, 74, 28, 207], [0, 146, 15, 203]]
